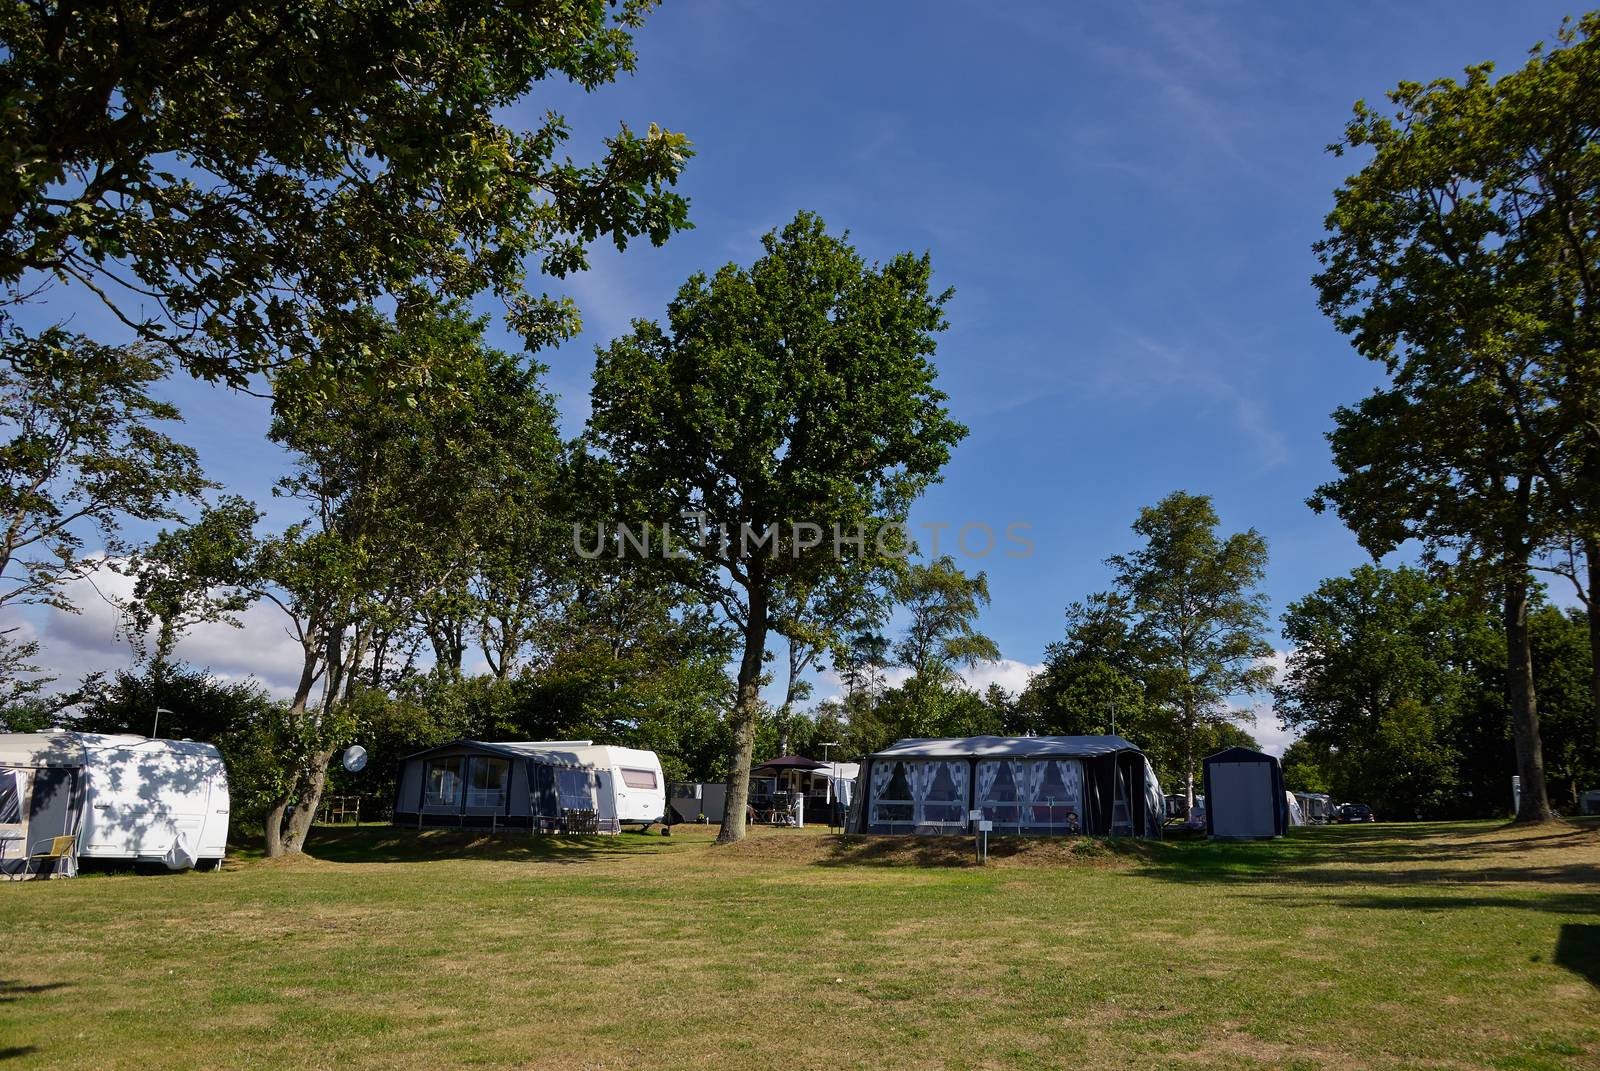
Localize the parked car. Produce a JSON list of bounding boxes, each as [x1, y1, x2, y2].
[[1335, 803, 1376, 823]]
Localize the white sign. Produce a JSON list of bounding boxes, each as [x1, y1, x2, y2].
[[977, 820, 993, 832], [968, 809, 984, 821]]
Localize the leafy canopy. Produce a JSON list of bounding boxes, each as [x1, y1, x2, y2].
[[0, 0, 692, 384]]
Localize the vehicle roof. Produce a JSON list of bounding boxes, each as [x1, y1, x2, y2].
[[869, 735, 1145, 760], [0, 731, 222, 768]]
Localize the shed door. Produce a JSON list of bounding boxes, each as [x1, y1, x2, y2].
[[1214, 762, 1274, 837]]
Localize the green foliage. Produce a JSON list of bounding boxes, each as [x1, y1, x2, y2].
[[1280, 739, 1330, 795], [585, 210, 967, 840], [1307, 17, 1600, 820], [0, 0, 692, 385], [1277, 566, 1482, 817], [1314, 15, 1600, 552], [892, 556, 1000, 689], [0, 329, 206, 670], [0, 696, 51, 732], [1106, 491, 1272, 793], [129, 304, 576, 852], [1528, 606, 1600, 811], [1275, 565, 1600, 817], [0, 632, 51, 709]]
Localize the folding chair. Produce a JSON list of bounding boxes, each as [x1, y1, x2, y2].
[[25, 834, 76, 879]]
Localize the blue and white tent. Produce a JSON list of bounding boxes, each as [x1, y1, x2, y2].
[[848, 735, 1164, 838]]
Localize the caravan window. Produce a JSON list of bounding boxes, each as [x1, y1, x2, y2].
[[976, 760, 1023, 829], [424, 757, 464, 808], [556, 767, 595, 812], [466, 757, 510, 810], [619, 767, 658, 790], [917, 761, 969, 827], [0, 768, 24, 828], [977, 759, 1083, 833], [869, 760, 915, 828]]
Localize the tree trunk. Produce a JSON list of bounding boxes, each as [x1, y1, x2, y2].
[[717, 585, 768, 845], [283, 747, 336, 852], [1183, 699, 1196, 808], [263, 793, 291, 858], [1505, 572, 1554, 824], [1587, 536, 1600, 741]]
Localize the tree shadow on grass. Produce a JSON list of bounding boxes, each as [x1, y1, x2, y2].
[[1126, 819, 1600, 909], [1556, 924, 1600, 988], [237, 826, 674, 866], [1248, 887, 1600, 917], [0, 979, 65, 1063], [798, 833, 1144, 869], [0, 980, 69, 1003]]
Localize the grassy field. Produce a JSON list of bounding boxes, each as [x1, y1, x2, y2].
[[1, 819, 1597, 1070]]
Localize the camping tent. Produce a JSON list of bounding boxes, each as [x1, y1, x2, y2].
[[849, 735, 1164, 837], [1285, 791, 1306, 827], [1294, 791, 1333, 824], [393, 740, 666, 833], [668, 781, 728, 824], [1, 732, 230, 878], [1202, 746, 1289, 839]]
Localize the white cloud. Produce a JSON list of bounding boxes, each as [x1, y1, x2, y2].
[[2, 560, 308, 700], [813, 657, 1044, 705], [954, 658, 1044, 697], [1238, 700, 1297, 758], [1238, 649, 1297, 757]]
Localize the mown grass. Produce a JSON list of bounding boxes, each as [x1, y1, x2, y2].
[[1, 819, 1597, 1070]]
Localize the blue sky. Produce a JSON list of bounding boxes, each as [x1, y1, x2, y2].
[[9, 1, 1579, 751]]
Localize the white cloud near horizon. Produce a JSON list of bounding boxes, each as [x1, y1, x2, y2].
[[2, 560, 307, 700]]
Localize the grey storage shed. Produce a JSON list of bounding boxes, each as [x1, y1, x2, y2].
[[1202, 746, 1289, 839]]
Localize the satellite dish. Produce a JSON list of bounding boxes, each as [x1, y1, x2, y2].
[[341, 745, 368, 773]]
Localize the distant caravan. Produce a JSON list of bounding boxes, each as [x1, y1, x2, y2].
[[393, 739, 666, 834], [1, 732, 230, 878]]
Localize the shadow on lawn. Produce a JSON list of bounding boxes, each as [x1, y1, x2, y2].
[[233, 826, 674, 866], [0, 979, 69, 1003], [1556, 924, 1600, 988], [1127, 822, 1600, 914], [0, 979, 66, 1063]]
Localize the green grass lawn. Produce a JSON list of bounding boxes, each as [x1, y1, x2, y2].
[[2, 819, 1597, 1070]]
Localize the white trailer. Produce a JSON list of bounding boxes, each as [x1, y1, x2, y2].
[[512, 741, 666, 829], [0, 732, 229, 877]]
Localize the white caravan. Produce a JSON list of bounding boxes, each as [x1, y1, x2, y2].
[[0, 732, 229, 877], [513, 741, 666, 829]]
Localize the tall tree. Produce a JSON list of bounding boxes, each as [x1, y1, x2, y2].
[[586, 211, 966, 843], [1108, 491, 1272, 804], [1306, 25, 1600, 818], [133, 304, 559, 854], [0, 0, 691, 384], [890, 556, 999, 734], [1276, 565, 1488, 818]]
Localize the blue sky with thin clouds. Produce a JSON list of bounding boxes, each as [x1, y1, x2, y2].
[[8, 1, 1580, 751]]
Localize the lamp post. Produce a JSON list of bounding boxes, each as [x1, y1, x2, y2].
[[151, 706, 174, 739]]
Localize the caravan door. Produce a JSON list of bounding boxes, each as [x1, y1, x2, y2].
[[0, 766, 32, 868]]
